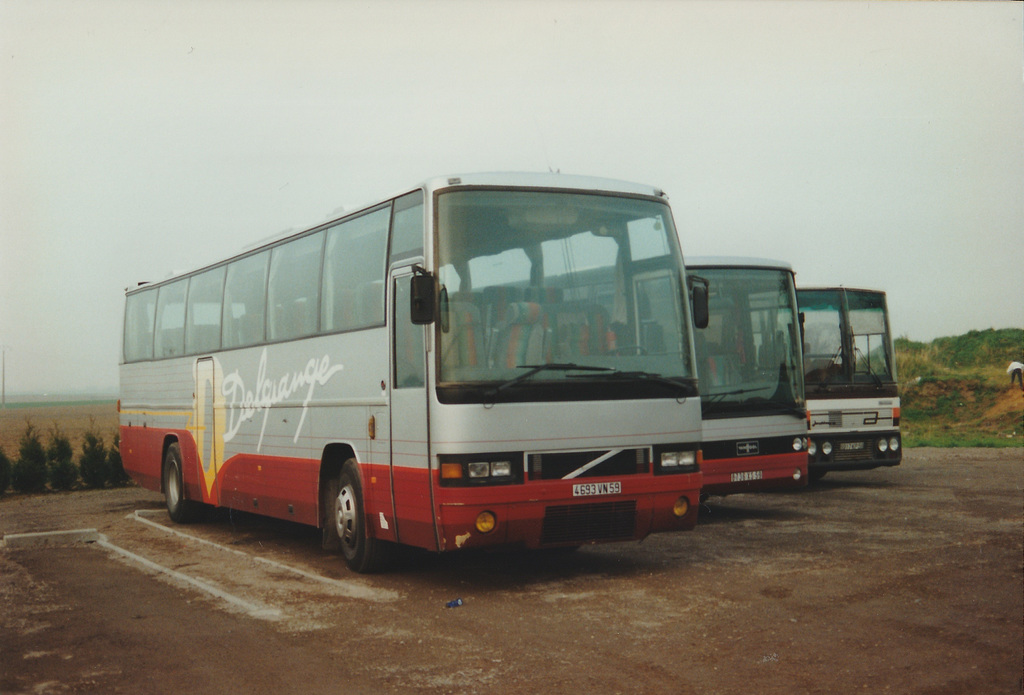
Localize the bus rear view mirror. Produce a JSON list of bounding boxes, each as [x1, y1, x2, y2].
[[690, 280, 709, 329], [410, 270, 436, 325]]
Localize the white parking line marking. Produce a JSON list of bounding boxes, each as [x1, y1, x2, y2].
[[130, 510, 400, 602], [95, 534, 282, 620]]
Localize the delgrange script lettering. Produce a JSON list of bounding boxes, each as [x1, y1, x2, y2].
[[222, 349, 344, 450]]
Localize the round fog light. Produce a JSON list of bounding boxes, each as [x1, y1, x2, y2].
[[793, 468, 802, 481], [475, 511, 497, 534], [673, 496, 690, 518]]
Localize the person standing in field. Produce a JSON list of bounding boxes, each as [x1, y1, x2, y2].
[[1008, 361, 1024, 391]]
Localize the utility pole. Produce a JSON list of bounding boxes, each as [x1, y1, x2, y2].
[[1, 345, 6, 409]]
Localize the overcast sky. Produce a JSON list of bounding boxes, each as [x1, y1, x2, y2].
[[1, 0, 1021, 395]]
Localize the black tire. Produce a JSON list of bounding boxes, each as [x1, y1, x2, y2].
[[324, 460, 388, 573], [163, 442, 203, 523]]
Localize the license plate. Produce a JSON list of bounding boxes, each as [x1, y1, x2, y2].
[[840, 441, 865, 451], [730, 470, 763, 483], [572, 481, 622, 497]]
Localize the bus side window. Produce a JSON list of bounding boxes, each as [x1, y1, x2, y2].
[[394, 278, 425, 388], [154, 279, 188, 359], [124, 288, 157, 362], [322, 207, 390, 333], [185, 266, 225, 355], [389, 191, 424, 264], [268, 231, 324, 342], [222, 251, 269, 349]]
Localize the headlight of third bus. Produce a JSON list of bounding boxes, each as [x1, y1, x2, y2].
[[889, 437, 900, 452], [877, 438, 889, 453]]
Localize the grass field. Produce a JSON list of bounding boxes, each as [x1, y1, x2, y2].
[[0, 401, 119, 460]]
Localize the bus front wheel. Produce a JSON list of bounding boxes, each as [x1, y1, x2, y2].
[[163, 442, 203, 523], [325, 461, 388, 573]]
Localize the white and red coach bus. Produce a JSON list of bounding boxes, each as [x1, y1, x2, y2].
[[120, 173, 707, 572], [686, 258, 808, 498]]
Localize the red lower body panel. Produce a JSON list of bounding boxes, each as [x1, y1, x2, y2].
[[700, 452, 807, 496], [121, 424, 701, 554]]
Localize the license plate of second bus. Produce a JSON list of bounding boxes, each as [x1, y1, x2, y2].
[[572, 481, 622, 497], [731, 470, 763, 482], [841, 441, 866, 451]]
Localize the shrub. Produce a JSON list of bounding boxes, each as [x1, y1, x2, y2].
[[0, 445, 10, 495], [47, 424, 78, 491], [107, 432, 132, 487], [78, 427, 110, 489], [11, 422, 48, 494]]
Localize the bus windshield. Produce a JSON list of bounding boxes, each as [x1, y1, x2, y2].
[[847, 290, 895, 383], [693, 266, 804, 415], [799, 288, 895, 386], [435, 189, 696, 403]]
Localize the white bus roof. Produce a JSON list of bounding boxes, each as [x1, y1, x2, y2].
[[797, 285, 888, 296], [419, 172, 667, 198], [684, 256, 794, 272]]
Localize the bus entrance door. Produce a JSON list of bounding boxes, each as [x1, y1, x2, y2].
[[192, 356, 222, 505], [388, 271, 436, 550]]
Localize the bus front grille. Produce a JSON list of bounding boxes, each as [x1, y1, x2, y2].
[[541, 501, 637, 545]]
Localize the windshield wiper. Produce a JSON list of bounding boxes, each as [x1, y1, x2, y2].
[[706, 386, 766, 404], [854, 348, 884, 387], [570, 369, 694, 398], [486, 363, 614, 398]]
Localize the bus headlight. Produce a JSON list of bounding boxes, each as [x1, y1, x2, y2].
[[877, 438, 888, 453], [889, 437, 900, 452], [661, 451, 696, 468], [821, 441, 833, 456], [490, 460, 513, 477], [807, 440, 817, 456], [792, 437, 804, 452], [439, 455, 521, 486]]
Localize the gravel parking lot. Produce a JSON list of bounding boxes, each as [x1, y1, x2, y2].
[[1, 447, 1021, 694]]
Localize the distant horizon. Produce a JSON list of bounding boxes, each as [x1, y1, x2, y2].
[[1, 325, 1020, 400]]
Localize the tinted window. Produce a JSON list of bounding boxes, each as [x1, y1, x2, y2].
[[390, 191, 424, 263], [268, 232, 324, 341], [186, 266, 225, 355], [154, 279, 188, 359], [321, 207, 389, 332], [222, 251, 269, 349], [123, 288, 157, 362]]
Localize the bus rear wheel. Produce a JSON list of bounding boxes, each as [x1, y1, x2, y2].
[[163, 442, 203, 523], [325, 460, 388, 573]]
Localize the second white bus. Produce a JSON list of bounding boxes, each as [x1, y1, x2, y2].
[[687, 258, 808, 497]]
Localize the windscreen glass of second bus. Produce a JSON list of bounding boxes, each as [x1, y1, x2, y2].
[[435, 189, 695, 400], [695, 267, 803, 413]]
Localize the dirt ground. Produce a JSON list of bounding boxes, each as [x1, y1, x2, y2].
[[1, 447, 1021, 695]]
